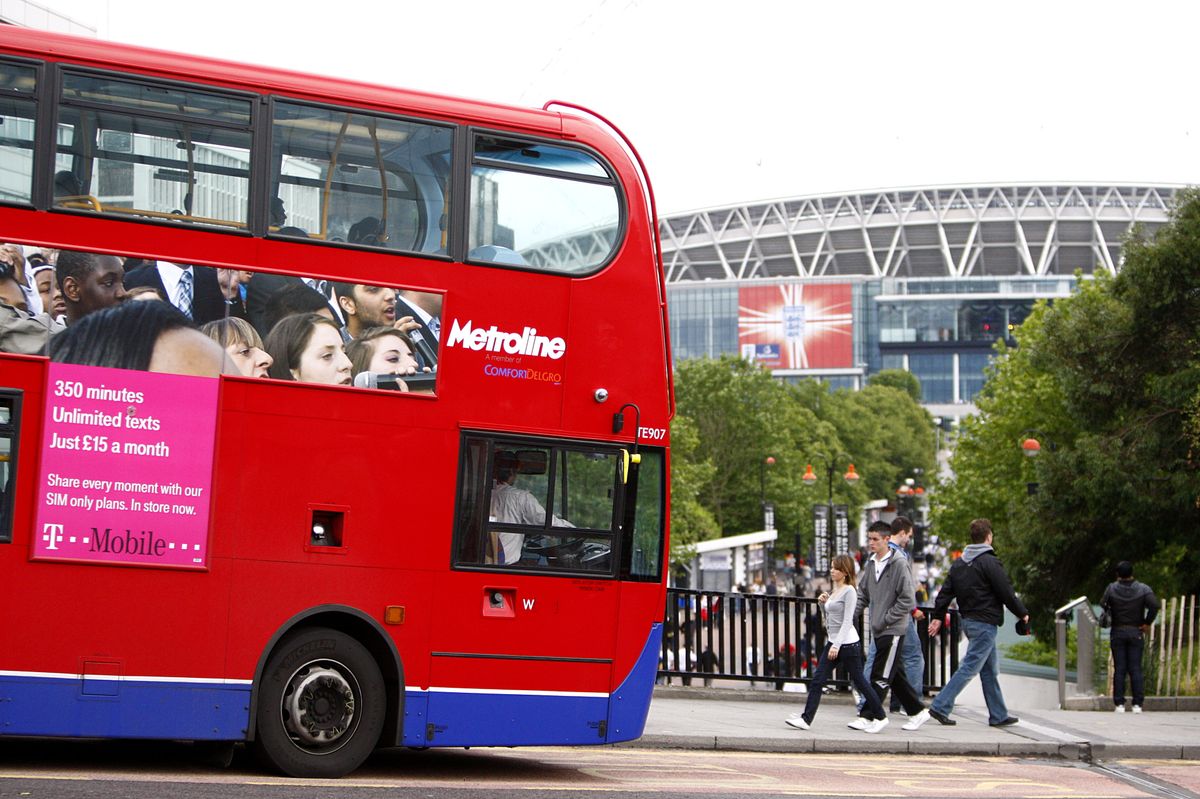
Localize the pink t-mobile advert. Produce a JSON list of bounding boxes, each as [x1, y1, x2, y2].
[[33, 363, 218, 569]]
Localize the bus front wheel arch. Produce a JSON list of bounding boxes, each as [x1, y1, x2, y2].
[[253, 626, 385, 778]]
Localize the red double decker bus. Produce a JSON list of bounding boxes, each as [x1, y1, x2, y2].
[[0, 27, 672, 777]]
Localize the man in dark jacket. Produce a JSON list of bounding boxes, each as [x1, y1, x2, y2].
[[1101, 561, 1159, 713], [927, 519, 1029, 727]]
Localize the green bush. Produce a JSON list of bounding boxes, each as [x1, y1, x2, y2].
[[1004, 625, 1106, 678], [1004, 634, 1066, 669]]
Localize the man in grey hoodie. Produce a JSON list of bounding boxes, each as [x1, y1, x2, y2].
[[852, 521, 930, 732], [928, 518, 1030, 726]]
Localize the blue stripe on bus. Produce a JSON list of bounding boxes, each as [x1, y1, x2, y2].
[[0, 674, 251, 740], [402, 622, 663, 747], [1, 623, 664, 747], [605, 621, 662, 742], [410, 689, 610, 746]]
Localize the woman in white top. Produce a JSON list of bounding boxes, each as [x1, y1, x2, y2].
[[786, 554, 887, 733]]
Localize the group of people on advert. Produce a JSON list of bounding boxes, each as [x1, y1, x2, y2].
[[787, 516, 1159, 734]]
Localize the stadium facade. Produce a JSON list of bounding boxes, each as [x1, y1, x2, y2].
[[659, 183, 1181, 419]]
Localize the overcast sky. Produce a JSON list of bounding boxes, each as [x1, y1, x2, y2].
[[40, 0, 1200, 215]]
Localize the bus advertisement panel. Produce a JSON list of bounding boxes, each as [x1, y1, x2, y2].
[[36, 363, 218, 569]]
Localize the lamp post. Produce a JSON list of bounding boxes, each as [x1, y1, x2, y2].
[[760, 455, 776, 531], [802, 454, 859, 576], [1019, 429, 1055, 494]]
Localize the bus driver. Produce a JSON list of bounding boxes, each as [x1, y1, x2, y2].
[[489, 451, 573, 565]]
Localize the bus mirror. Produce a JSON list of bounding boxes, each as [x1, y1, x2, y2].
[[514, 450, 547, 474]]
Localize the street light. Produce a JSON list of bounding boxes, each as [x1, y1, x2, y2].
[[1020, 429, 1056, 457], [1019, 429, 1055, 494], [802, 454, 859, 576], [760, 455, 776, 531]]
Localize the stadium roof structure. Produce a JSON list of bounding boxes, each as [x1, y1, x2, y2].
[[658, 184, 1182, 283]]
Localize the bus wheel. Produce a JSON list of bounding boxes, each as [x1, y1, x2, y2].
[[254, 627, 385, 778]]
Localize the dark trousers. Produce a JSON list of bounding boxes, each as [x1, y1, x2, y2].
[[1111, 633, 1145, 706], [869, 633, 925, 716], [801, 641, 885, 723]]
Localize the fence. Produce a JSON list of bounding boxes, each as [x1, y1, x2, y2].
[[659, 588, 960, 692], [1149, 594, 1198, 697]]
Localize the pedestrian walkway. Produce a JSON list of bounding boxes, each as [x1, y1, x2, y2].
[[635, 681, 1200, 761]]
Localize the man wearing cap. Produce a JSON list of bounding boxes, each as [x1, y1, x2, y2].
[[1101, 561, 1159, 713], [927, 518, 1029, 727]]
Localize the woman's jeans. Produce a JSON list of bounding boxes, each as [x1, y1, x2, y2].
[[801, 640, 885, 723], [1111, 631, 1145, 707]]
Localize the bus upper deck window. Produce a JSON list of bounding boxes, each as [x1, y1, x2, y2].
[[0, 60, 38, 206], [269, 102, 453, 256], [468, 135, 623, 275], [54, 73, 253, 229]]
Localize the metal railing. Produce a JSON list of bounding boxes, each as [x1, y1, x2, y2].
[[1056, 596, 1098, 707], [659, 588, 960, 692]]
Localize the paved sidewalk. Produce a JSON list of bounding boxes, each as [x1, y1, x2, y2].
[[633, 686, 1200, 761]]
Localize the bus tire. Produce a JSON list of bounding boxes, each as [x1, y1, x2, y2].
[[253, 626, 385, 778]]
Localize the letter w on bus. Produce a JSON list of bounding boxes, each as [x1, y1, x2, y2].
[[522, 598, 536, 611]]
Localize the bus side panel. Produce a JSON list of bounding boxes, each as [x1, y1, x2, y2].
[[215, 380, 444, 694], [0, 675, 249, 739], [606, 621, 662, 742], [605, 581, 666, 742], [0, 356, 240, 740], [421, 690, 609, 747], [424, 570, 617, 746], [559, 184, 671, 442]]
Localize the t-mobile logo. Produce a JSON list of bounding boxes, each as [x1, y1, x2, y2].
[[42, 523, 65, 550]]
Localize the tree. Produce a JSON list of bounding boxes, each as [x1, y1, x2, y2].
[[671, 356, 936, 562], [868, 369, 922, 402], [667, 415, 718, 562], [932, 189, 1200, 637], [673, 356, 824, 537]]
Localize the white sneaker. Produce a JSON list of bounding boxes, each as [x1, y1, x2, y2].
[[1132, 705, 1143, 714], [863, 717, 890, 734], [847, 716, 870, 730], [785, 714, 811, 730], [902, 709, 931, 731], [1115, 705, 1126, 713]]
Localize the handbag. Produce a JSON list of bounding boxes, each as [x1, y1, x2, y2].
[[1098, 609, 1111, 628]]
